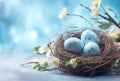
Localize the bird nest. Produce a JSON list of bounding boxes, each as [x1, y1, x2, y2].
[[53, 30, 118, 76]]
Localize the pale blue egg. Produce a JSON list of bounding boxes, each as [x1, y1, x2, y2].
[[64, 37, 84, 54], [83, 42, 100, 56], [81, 30, 100, 45]]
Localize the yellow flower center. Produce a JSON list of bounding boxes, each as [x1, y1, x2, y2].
[[61, 11, 67, 19], [51, 59, 57, 65], [58, 8, 67, 20], [93, 1, 99, 8], [117, 31, 120, 37]]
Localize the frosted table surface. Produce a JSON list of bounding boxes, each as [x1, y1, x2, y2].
[[0, 50, 120, 81]]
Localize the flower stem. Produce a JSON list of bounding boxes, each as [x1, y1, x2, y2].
[[67, 14, 93, 27], [20, 62, 39, 67], [79, 4, 90, 11]]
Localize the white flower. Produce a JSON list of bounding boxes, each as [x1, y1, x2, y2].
[[58, 8, 67, 20], [107, 27, 120, 49], [69, 59, 77, 68], [107, 27, 120, 40], [38, 41, 55, 54], [38, 45, 48, 54], [114, 42, 120, 49], [69, 59, 76, 65], [46, 53, 60, 68], [39, 58, 48, 68], [90, 0, 101, 16], [46, 51, 53, 58]]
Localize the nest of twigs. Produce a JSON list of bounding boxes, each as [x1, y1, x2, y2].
[[53, 30, 118, 76]]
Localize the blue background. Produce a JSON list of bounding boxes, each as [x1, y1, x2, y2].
[[0, 0, 120, 81], [0, 0, 120, 51]]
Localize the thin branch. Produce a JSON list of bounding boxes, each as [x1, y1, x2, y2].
[[110, 9, 120, 23], [80, 3, 120, 28], [67, 14, 93, 27], [80, 4, 90, 11], [20, 62, 39, 67], [98, 14, 111, 21], [101, 5, 120, 28]]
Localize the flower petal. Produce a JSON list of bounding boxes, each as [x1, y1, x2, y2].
[[46, 54, 60, 68], [58, 8, 67, 20], [90, 0, 101, 16]]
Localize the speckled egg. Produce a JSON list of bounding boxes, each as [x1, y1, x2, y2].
[[64, 37, 84, 54], [83, 42, 100, 56], [81, 30, 100, 45]]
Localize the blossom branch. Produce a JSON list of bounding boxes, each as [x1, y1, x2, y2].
[[67, 13, 93, 27], [106, 6, 120, 23], [80, 3, 120, 28], [101, 5, 120, 28]]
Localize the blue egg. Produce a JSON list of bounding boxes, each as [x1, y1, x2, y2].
[[64, 37, 84, 54], [81, 30, 100, 45], [83, 42, 100, 56]]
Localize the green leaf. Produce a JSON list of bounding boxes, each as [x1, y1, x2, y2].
[[115, 38, 120, 42], [38, 66, 46, 71], [65, 61, 70, 66], [20, 63, 26, 67], [34, 46, 41, 54], [79, 3, 83, 6], [99, 22, 112, 29]]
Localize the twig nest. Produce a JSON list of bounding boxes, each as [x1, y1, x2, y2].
[[53, 30, 117, 76]]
